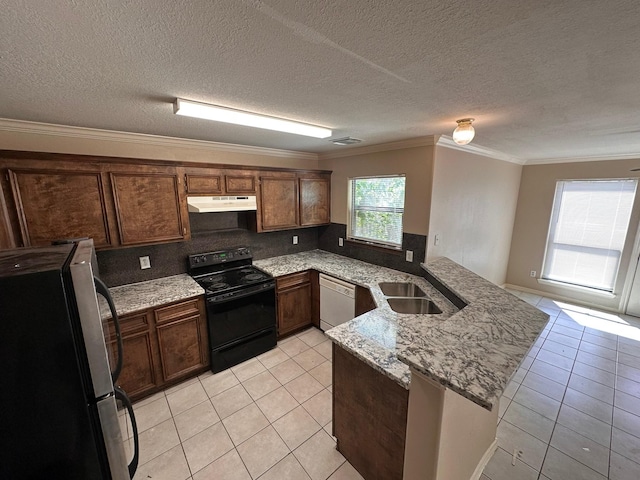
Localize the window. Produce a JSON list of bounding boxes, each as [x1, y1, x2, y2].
[[347, 175, 406, 249], [542, 179, 638, 292]]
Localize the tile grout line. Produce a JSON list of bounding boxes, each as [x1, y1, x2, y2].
[[533, 299, 581, 480]]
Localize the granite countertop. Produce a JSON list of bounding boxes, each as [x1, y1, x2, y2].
[[254, 250, 458, 388], [99, 274, 205, 319], [255, 250, 549, 411]]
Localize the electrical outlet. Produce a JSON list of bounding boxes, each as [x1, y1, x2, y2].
[[139, 256, 151, 270], [339, 237, 344, 247], [406, 250, 414, 262], [434, 234, 441, 246], [530, 270, 536, 277], [292, 235, 298, 245]]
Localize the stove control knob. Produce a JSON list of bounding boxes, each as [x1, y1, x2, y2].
[[200, 255, 207, 263]]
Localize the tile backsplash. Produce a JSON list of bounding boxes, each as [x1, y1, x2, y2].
[[97, 217, 320, 286], [97, 218, 427, 287], [319, 223, 427, 275]]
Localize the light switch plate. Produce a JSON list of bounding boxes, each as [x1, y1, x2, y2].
[[139, 256, 151, 269], [339, 237, 344, 247], [293, 235, 298, 245], [406, 250, 413, 262]]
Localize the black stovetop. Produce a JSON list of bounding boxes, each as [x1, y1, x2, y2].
[[195, 265, 271, 294], [188, 247, 273, 295]]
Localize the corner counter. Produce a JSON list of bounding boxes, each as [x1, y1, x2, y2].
[[257, 250, 549, 480], [254, 250, 458, 388], [255, 250, 548, 410]]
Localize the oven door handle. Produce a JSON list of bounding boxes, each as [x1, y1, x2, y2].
[[208, 282, 275, 304]]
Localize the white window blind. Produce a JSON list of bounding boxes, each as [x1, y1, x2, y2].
[[348, 175, 406, 248], [542, 179, 637, 291]]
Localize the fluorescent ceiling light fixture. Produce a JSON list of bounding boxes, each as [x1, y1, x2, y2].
[[174, 98, 332, 138]]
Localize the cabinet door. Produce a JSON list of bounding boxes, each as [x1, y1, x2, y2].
[[259, 176, 299, 231], [299, 176, 331, 226], [185, 173, 223, 194], [277, 272, 312, 337], [225, 175, 256, 194], [8, 169, 112, 248], [107, 312, 160, 400], [110, 172, 186, 246], [155, 298, 209, 383]]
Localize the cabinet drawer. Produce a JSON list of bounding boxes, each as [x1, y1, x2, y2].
[[186, 174, 223, 194], [225, 175, 256, 194], [277, 271, 310, 290], [107, 311, 150, 339], [155, 298, 201, 325]]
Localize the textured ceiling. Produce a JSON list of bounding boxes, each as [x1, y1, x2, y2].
[[1, 0, 640, 161]]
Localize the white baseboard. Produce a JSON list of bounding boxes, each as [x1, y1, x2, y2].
[[503, 283, 622, 314], [470, 438, 498, 480]]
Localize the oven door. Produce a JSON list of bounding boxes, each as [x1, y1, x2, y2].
[[207, 282, 276, 348]]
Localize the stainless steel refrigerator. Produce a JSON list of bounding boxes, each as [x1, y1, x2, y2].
[[0, 239, 139, 479]]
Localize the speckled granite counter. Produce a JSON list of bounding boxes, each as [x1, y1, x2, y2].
[[255, 250, 458, 389], [255, 250, 549, 411], [99, 274, 205, 319], [396, 257, 549, 410]]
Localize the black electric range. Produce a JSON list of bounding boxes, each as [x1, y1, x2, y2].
[[188, 247, 276, 373]]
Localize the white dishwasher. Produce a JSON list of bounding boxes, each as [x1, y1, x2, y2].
[[319, 273, 356, 331]]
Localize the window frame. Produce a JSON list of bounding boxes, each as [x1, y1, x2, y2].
[[541, 178, 638, 293], [346, 174, 406, 250]]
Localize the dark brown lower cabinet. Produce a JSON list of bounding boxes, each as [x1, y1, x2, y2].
[[109, 311, 160, 399], [333, 344, 409, 480], [107, 296, 209, 401], [276, 271, 313, 337]]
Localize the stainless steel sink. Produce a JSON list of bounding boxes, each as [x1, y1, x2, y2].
[[387, 298, 442, 314], [378, 282, 426, 297]]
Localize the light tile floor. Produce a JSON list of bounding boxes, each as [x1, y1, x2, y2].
[[121, 291, 640, 480], [120, 327, 364, 480], [482, 289, 640, 480]]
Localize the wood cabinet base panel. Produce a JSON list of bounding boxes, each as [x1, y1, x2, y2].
[[333, 344, 408, 480]]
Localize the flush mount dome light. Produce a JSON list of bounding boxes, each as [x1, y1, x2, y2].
[[173, 98, 332, 138], [452, 118, 475, 145]]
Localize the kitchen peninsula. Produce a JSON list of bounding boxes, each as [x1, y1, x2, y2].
[[255, 250, 549, 480]]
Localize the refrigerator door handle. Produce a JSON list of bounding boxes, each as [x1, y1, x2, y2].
[[94, 276, 124, 383], [115, 386, 139, 478]]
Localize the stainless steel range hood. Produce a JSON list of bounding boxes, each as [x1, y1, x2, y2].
[[187, 196, 257, 213]]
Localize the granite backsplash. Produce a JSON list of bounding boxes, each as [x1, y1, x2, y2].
[[97, 212, 320, 286], [97, 217, 427, 287], [318, 223, 426, 276]]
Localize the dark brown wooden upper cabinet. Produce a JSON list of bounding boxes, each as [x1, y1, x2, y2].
[[184, 168, 256, 195], [185, 173, 223, 194], [110, 172, 187, 246], [259, 174, 299, 231], [299, 175, 331, 227], [8, 168, 112, 248], [225, 174, 256, 194]]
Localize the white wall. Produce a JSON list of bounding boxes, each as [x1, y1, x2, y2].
[[320, 145, 434, 235], [427, 146, 522, 285]]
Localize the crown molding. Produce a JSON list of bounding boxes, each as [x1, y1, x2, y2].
[[0, 118, 318, 161], [318, 135, 439, 160], [436, 136, 525, 165], [525, 152, 640, 165]]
